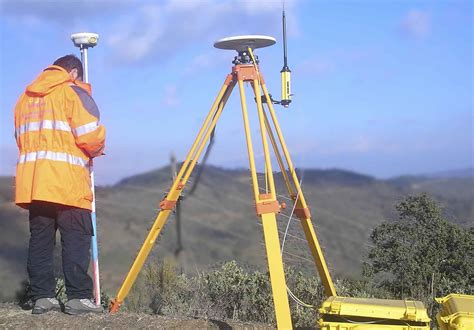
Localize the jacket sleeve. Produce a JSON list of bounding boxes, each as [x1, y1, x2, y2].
[[68, 85, 106, 158]]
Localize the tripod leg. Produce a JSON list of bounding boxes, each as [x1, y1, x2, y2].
[[238, 78, 292, 328], [262, 110, 295, 197], [261, 213, 293, 328], [110, 75, 235, 313], [252, 79, 277, 197], [237, 79, 260, 201], [260, 81, 337, 297]]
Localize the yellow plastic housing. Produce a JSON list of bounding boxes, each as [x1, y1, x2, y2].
[[280, 70, 291, 103], [318, 296, 430, 329], [436, 294, 474, 329]]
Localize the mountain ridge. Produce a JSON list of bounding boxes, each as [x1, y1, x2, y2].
[[113, 165, 474, 188]]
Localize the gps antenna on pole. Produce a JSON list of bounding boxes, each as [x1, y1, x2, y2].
[[281, 7, 292, 107], [70, 32, 101, 306]]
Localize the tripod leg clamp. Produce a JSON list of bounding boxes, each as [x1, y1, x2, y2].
[[109, 299, 122, 313], [256, 194, 281, 215], [294, 207, 311, 219], [159, 199, 177, 210], [256, 201, 281, 215]]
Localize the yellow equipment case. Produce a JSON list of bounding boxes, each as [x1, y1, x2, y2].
[[435, 294, 474, 329], [318, 296, 431, 329]]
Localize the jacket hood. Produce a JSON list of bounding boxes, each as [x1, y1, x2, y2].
[[26, 65, 72, 96]]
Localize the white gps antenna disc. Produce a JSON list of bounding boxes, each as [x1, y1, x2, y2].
[[214, 35, 276, 52]]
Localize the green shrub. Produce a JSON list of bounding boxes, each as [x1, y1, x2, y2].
[[284, 267, 324, 328], [126, 259, 332, 327], [364, 193, 473, 320], [240, 270, 274, 323], [203, 260, 250, 320], [124, 258, 192, 314]]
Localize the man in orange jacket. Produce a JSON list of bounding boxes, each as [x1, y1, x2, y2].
[[14, 55, 106, 314]]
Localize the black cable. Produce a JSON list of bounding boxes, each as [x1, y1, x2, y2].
[[187, 128, 215, 196]]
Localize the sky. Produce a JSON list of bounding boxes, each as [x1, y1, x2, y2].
[[0, 0, 472, 185]]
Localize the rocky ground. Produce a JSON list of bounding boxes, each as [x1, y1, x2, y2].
[[0, 303, 273, 329]]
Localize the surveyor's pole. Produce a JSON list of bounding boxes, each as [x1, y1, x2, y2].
[[71, 33, 101, 306], [82, 46, 101, 307]]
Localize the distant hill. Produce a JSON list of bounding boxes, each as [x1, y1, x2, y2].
[[424, 167, 474, 179], [296, 168, 376, 186], [0, 166, 472, 301]]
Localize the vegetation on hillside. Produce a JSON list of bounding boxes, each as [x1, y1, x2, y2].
[[124, 259, 323, 327], [118, 194, 472, 327]]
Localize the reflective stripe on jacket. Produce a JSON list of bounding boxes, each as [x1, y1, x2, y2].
[[14, 65, 106, 210]]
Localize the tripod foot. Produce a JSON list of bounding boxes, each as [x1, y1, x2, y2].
[[109, 299, 122, 314]]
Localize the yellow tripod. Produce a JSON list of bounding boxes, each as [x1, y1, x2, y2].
[[110, 38, 336, 329]]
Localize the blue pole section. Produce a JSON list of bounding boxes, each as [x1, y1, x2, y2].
[[90, 173, 101, 305], [82, 46, 101, 306]]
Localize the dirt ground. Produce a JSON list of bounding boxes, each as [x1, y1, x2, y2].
[[0, 303, 274, 329]]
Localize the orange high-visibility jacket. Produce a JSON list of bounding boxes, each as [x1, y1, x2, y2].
[[14, 65, 106, 211]]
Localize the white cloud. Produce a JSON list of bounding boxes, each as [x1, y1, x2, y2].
[[401, 9, 430, 39], [107, 4, 165, 63], [1, 0, 299, 65], [107, 1, 298, 64], [0, 0, 134, 24]]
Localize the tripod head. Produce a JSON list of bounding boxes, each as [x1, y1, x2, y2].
[[232, 51, 258, 65]]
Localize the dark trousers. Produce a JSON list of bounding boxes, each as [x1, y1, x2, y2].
[[28, 201, 93, 301]]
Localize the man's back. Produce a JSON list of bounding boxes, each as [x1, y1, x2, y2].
[[14, 65, 105, 210]]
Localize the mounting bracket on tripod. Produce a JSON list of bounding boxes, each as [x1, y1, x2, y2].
[[256, 93, 282, 105], [232, 51, 259, 65]]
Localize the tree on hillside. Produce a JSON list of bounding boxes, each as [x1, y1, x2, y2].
[[364, 193, 473, 299]]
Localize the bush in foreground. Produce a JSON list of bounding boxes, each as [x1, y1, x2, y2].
[[364, 193, 473, 319], [125, 194, 472, 326], [125, 259, 330, 327]]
